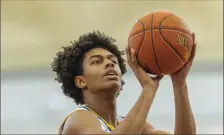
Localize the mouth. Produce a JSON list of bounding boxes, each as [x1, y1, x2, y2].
[[104, 69, 118, 77]]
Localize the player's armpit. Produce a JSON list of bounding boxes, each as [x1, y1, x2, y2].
[[62, 110, 108, 134]]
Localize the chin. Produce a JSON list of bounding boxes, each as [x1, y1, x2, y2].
[[103, 81, 121, 92]]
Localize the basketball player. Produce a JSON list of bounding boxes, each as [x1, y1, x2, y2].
[[51, 30, 196, 134]]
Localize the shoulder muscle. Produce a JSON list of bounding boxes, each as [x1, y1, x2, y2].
[[62, 110, 108, 134]]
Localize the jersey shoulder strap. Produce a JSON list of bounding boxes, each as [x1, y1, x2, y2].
[[58, 105, 88, 134]]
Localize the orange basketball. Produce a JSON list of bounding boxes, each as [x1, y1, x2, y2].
[[128, 11, 194, 75]]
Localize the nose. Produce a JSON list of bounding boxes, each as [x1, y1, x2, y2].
[[105, 60, 115, 68]]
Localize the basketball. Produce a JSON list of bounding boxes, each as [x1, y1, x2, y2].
[[128, 11, 194, 75]]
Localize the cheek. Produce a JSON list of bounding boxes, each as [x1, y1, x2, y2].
[[85, 72, 100, 80], [84, 72, 102, 89], [84, 67, 103, 82], [84, 63, 99, 76], [115, 65, 122, 75], [115, 66, 123, 83]]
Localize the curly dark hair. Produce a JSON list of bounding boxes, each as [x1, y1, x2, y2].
[[51, 30, 127, 105]]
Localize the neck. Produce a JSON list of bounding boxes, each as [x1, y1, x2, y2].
[[83, 92, 117, 127]]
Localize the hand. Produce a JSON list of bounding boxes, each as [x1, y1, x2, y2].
[[170, 32, 197, 84], [125, 45, 163, 90]]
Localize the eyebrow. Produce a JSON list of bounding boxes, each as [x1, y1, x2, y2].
[[89, 54, 116, 61]]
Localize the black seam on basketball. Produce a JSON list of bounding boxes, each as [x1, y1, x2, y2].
[[159, 15, 185, 63], [158, 29, 191, 52], [136, 20, 147, 71], [128, 21, 143, 41], [128, 32, 144, 42], [151, 12, 162, 74], [128, 14, 189, 40], [159, 32, 185, 63], [129, 28, 190, 40]]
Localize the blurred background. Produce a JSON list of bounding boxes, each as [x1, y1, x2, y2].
[[1, 0, 223, 134]]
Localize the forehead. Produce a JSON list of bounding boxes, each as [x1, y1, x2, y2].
[[84, 48, 116, 58]]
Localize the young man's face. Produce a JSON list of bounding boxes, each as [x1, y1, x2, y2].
[[76, 48, 123, 94]]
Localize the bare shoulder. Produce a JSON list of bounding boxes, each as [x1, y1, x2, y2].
[[62, 110, 107, 134]]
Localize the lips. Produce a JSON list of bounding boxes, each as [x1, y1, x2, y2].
[[104, 69, 118, 76]]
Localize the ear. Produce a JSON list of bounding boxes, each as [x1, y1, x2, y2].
[[74, 76, 87, 89]]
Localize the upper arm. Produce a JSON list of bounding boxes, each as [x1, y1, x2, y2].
[[142, 121, 171, 135], [62, 110, 108, 134]]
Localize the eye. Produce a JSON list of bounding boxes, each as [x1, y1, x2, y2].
[[112, 60, 118, 64], [110, 58, 118, 64], [91, 59, 101, 65]]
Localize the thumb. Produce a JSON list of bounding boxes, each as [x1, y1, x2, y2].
[[152, 75, 164, 82]]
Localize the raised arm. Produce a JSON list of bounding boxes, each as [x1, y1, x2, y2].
[[141, 33, 197, 135], [170, 33, 197, 134]]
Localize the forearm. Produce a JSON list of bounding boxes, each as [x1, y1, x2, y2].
[[172, 80, 196, 135], [111, 87, 156, 134], [141, 121, 172, 135]]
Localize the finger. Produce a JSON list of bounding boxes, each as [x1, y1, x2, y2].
[[192, 32, 195, 43], [189, 32, 196, 62], [152, 75, 164, 82], [130, 48, 137, 63], [125, 45, 132, 62], [189, 42, 197, 63]]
